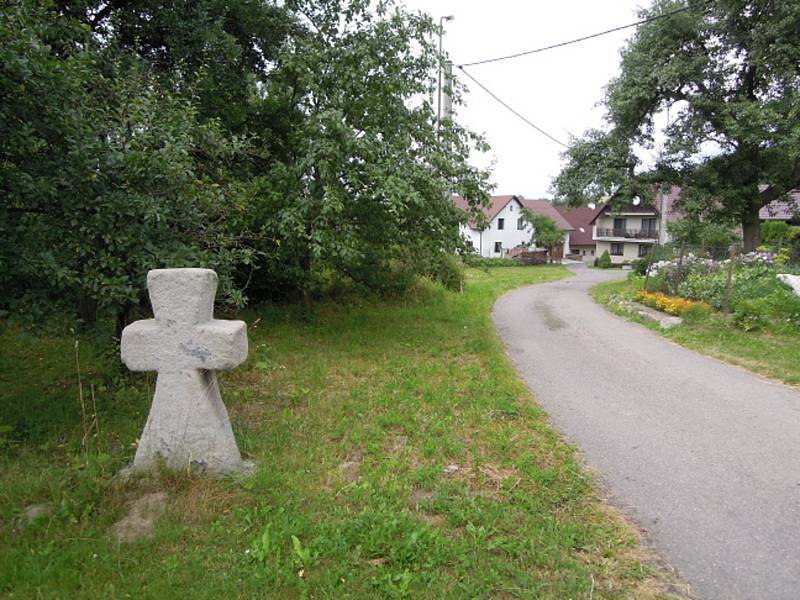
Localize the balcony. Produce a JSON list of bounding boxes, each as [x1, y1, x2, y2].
[[595, 228, 658, 240]]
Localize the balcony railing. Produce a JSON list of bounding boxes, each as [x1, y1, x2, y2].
[[595, 228, 659, 240]]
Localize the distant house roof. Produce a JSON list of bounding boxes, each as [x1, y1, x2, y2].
[[518, 199, 574, 231], [557, 206, 603, 246], [760, 190, 800, 222], [660, 185, 684, 223], [452, 194, 521, 229]]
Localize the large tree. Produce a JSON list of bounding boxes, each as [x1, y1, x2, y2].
[[0, 2, 254, 330], [1, 0, 491, 328], [241, 0, 490, 302], [553, 0, 800, 250]]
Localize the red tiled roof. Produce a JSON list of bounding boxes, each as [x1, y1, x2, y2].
[[452, 194, 520, 228], [557, 206, 603, 246], [518, 199, 573, 231]]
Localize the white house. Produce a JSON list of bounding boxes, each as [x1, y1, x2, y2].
[[589, 186, 684, 264], [453, 195, 572, 258]]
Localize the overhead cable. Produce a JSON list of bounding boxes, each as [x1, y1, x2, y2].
[[457, 66, 569, 148], [458, 0, 711, 68]]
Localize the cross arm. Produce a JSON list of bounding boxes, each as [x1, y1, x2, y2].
[[120, 319, 248, 372]]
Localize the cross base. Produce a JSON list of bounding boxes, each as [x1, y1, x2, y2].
[[133, 370, 245, 473]]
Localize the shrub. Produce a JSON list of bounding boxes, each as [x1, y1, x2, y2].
[[678, 271, 728, 309], [761, 221, 792, 246], [630, 257, 649, 276], [733, 286, 800, 331], [426, 253, 465, 291], [463, 256, 521, 269], [596, 250, 613, 269]]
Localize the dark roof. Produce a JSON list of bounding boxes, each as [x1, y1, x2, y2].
[[589, 201, 659, 224], [557, 206, 603, 246], [452, 194, 520, 228], [760, 190, 800, 221], [519, 199, 574, 231]]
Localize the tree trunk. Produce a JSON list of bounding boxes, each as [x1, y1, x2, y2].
[[115, 302, 134, 340], [76, 292, 97, 328], [741, 201, 761, 252]]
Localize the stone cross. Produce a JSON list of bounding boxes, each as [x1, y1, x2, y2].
[[120, 268, 248, 473], [778, 274, 800, 298]]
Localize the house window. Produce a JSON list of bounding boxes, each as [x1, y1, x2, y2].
[[497, 218, 505, 230], [638, 244, 651, 257], [517, 218, 524, 230], [610, 243, 624, 256], [642, 218, 658, 235], [591, 249, 595, 256], [613, 218, 627, 234], [494, 241, 502, 253]]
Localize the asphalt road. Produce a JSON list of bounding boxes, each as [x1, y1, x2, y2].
[[492, 264, 800, 600]]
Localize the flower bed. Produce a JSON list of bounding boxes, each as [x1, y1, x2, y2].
[[635, 290, 711, 317]]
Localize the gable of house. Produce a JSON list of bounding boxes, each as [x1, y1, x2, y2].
[[452, 194, 521, 229], [519, 199, 574, 231]]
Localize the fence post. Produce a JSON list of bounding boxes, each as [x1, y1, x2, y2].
[[723, 244, 737, 315], [643, 242, 659, 292], [673, 242, 686, 295]]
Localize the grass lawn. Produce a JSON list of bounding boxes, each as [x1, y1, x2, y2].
[[2, 267, 680, 599], [593, 277, 800, 387]]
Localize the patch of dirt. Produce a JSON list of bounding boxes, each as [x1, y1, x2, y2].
[[478, 465, 517, 487], [418, 513, 447, 528], [170, 479, 244, 526], [410, 489, 434, 507], [111, 492, 168, 543], [22, 503, 52, 524], [387, 435, 407, 455], [337, 451, 363, 483]]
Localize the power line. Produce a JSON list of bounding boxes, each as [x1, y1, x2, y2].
[[457, 65, 569, 148], [459, 0, 711, 68]]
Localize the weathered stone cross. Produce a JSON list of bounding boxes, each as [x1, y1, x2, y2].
[[121, 268, 249, 473]]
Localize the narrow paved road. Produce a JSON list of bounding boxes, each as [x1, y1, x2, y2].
[[493, 264, 800, 600]]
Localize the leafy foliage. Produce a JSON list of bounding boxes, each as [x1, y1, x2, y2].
[[0, 0, 492, 327], [554, 0, 800, 250], [1, 2, 253, 329], [760, 221, 793, 246], [520, 209, 563, 259]]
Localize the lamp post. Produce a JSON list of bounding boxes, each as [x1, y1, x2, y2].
[[437, 15, 454, 130]]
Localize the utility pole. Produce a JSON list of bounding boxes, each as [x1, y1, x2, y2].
[[442, 61, 453, 121], [437, 15, 454, 131]]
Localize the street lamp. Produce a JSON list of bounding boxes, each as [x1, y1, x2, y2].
[[437, 15, 455, 129]]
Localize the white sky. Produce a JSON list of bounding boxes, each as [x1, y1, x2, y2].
[[400, 0, 651, 199]]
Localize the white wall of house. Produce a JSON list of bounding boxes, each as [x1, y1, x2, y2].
[[596, 240, 653, 263], [593, 211, 659, 264], [572, 245, 596, 263], [593, 214, 659, 236], [463, 199, 534, 257]]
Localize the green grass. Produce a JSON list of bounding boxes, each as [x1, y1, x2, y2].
[[1, 267, 679, 599], [593, 277, 800, 387]]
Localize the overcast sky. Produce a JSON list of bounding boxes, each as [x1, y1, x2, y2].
[[400, 0, 650, 199]]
